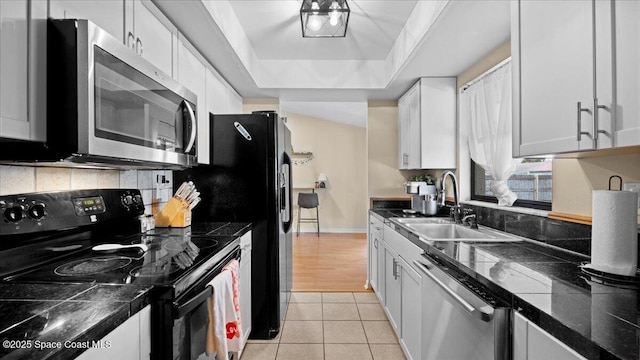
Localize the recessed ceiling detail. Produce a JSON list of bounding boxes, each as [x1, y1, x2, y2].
[[155, 0, 510, 101]]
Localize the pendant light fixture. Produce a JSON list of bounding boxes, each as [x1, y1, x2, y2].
[[300, 0, 350, 38]]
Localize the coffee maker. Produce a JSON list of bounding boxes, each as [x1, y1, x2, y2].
[[404, 181, 438, 215]]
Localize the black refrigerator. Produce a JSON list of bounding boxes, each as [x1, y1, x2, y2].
[[174, 111, 293, 339]]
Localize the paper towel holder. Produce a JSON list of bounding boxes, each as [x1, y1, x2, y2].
[[609, 175, 623, 191], [580, 262, 640, 287]]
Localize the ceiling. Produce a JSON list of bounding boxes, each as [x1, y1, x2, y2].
[[228, 0, 419, 61], [155, 0, 511, 126]]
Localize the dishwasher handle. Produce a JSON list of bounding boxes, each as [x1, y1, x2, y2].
[[413, 260, 494, 322]]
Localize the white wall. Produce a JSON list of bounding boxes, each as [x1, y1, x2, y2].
[[285, 112, 368, 233]]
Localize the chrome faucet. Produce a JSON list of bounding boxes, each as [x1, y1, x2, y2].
[[461, 209, 478, 229], [439, 171, 461, 223]]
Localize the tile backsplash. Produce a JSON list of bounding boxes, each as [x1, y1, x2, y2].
[[0, 165, 172, 215]]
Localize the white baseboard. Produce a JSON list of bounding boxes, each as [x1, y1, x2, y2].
[[295, 227, 367, 234]]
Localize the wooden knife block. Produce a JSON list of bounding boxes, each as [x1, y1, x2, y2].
[[155, 197, 192, 228]]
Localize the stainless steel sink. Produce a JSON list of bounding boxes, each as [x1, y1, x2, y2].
[[393, 217, 451, 225], [389, 217, 521, 242], [406, 223, 495, 239]]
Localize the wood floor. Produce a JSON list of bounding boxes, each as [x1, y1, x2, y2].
[[292, 232, 370, 292]]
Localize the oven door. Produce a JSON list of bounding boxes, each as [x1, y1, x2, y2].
[[167, 247, 241, 360], [83, 20, 197, 166]]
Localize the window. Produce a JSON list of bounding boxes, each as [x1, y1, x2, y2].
[[471, 158, 552, 210]]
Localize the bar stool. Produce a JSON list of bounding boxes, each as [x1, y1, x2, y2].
[[297, 192, 319, 237]]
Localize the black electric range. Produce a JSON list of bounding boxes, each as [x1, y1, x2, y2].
[[0, 189, 249, 359]]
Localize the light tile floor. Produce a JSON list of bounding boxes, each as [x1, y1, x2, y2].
[[241, 292, 406, 360]]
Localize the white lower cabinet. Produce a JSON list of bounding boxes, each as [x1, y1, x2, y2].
[[239, 231, 252, 354], [383, 244, 401, 333], [513, 312, 586, 360], [376, 237, 386, 305], [368, 214, 384, 293], [76, 305, 151, 360], [376, 224, 423, 360], [398, 257, 421, 360]]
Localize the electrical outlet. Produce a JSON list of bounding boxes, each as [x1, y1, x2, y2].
[[622, 182, 640, 209]]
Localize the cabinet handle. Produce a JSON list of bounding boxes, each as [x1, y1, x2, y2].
[[127, 32, 135, 49], [593, 98, 609, 141], [374, 239, 378, 249], [404, 153, 408, 166], [576, 101, 593, 141], [136, 38, 143, 55], [392, 259, 398, 280]]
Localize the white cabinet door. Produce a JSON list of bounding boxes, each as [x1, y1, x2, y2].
[[406, 85, 421, 169], [383, 245, 401, 335], [398, 95, 410, 169], [0, 0, 29, 140], [597, 0, 640, 148], [207, 68, 228, 115], [76, 306, 150, 360], [513, 312, 587, 360], [227, 86, 243, 114], [131, 0, 175, 77], [376, 239, 386, 305], [398, 82, 421, 169], [239, 231, 252, 351], [369, 231, 380, 291], [178, 40, 206, 164], [514, 0, 596, 156], [420, 78, 456, 169], [139, 305, 151, 360], [399, 257, 421, 360], [49, 0, 125, 42]]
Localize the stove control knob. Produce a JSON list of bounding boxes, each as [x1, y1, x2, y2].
[[4, 206, 24, 223], [28, 203, 46, 220]]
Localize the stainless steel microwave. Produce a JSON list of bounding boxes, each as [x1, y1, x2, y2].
[[40, 19, 197, 168]]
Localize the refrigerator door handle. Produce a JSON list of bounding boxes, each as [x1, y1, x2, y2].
[[281, 154, 292, 231]]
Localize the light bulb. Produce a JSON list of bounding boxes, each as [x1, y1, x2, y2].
[[329, 1, 340, 26], [311, 0, 319, 12], [308, 15, 322, 31]]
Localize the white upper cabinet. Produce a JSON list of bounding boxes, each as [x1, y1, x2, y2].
[[0, 0, 46, 141], [207, 68, 229, 115], [398, 78, 456, 169], [398, 82, 421, 169], [178, 38, 207, 164], [128, 0, 176, 77], [513, 0, 640, 157], [227, 86, 243, 114], [595, 0, 640, 148], [49, 0, 125, 41], [50, 0, 175, 77]]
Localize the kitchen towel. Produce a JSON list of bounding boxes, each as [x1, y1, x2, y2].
[[206, 261, 242, 360], [589, 190, 639, 276]]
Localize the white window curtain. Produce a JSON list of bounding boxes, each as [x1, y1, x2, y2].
[[461, 60, 520, 206]]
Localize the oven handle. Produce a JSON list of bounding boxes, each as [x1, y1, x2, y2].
[[413, 260, 493, 322], [176, 286, 212, 318], [174, 248, 241, 318]]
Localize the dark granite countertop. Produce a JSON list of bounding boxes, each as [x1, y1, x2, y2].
[[0, 283, 151, 360], [0, 222, 251, 360], [372, 209, 639, 360]]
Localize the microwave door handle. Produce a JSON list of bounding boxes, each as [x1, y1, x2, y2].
[[183, 101, 197, 154], [176, 286, 212, 318]]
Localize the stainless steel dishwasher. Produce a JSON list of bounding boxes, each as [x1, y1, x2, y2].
[[413, 253, 510, 360]]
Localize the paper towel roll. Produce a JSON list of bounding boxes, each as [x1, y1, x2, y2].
[[590, 190, 639, 276]]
